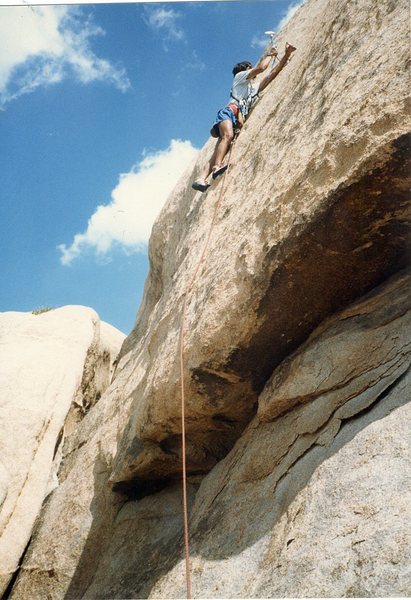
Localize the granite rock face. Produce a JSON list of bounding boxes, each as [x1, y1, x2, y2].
[[0, 307, 124, 596], [14, 273, 409, 600], [100, 272, 410, 599], [111, 0, 410, 489], [7, 0, 411, 598]]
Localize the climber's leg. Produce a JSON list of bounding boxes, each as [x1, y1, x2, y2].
[[192, 117, 234, 192], [211, 119, 234, 176]]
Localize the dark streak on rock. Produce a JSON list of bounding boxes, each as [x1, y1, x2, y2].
[[227, 134, 410, 393]]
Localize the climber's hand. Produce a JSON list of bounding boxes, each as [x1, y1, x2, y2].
[[285, 42, 296, 56]]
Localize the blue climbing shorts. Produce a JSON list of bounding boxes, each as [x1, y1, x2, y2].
[[210, 107, 236, 138]]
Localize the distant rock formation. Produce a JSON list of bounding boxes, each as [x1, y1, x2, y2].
[[0, 307, 124, 597], [5, 0, 411, 598]]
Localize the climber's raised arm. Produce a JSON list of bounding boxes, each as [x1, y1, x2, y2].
[[257, 42, 296, 93], [246, 47, 279, 80]]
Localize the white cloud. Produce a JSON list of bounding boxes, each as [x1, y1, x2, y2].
[[143, 5, 185, 49], [0, 6, 130, 106], [251, 35, 269, 50], [250, 1, 304, 52], [185, 50, 206, 72], [58, 139, 199, 266], [277, 1, 305, 31]]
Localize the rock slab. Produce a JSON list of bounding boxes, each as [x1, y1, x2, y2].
[[88, 272, 410, 599], [0, 306, 124, 596], [7, 0, 411, 597], [111, 0, 410, 488]]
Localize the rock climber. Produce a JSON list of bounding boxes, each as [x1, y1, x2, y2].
[[192, 42, 296, 193]]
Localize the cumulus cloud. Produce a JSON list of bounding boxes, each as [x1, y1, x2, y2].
[[58, 139, 199, 266], [0, 6, 129, 106], [143, 5, 185, 49]]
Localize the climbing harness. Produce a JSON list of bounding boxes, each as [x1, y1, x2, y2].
[[179, 140, 236, 600], [229, 68, 261, 126], [230, 32, 278, 122], [230, 86, 259, 122]]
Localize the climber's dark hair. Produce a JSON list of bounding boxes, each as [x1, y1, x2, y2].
[[232, 61, 252, 76]]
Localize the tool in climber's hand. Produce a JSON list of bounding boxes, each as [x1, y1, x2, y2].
[[265, 30, 277, 44], [265, 32, 295, 66], [265, 31, 278, 67]]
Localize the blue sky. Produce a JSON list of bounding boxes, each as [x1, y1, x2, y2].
[[0, 1, 301, 334]]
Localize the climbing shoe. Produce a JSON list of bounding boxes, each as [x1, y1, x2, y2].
[[192, 179, 210, 193], [212, 164, 228, 180]]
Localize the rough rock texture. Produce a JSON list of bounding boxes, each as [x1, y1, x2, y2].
[[0, 463, 8, 511], [111, 0, 410, 488], [14, 272, 409, 599], [8, 0, 411, 598], [82, 272, 410, 599], [0, 307, 124, 596]]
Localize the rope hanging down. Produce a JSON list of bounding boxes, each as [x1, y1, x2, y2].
[[178, 141, 236, 599]]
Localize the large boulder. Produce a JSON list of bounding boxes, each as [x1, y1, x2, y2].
[[82, 272, 411, 598], [111, 0, 410, 489], [7, 0, 410, 597], [0, 307, 124, 596]]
